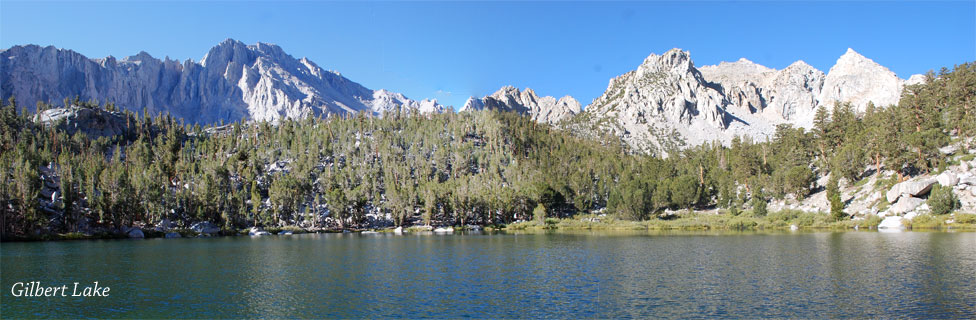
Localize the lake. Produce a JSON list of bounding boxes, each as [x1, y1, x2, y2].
[[2, 231, 975, 318]]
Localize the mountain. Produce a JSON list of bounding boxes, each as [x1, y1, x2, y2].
[[571, 49, 744, 156], [460, 86, 580, 125], [0, 39, 444, 123], [818, 48, 906, 111], [573, 48, 919, 156], [700, 58, 826, 128]]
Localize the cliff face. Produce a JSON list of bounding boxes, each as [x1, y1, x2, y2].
[[1, 39, 443, 123]]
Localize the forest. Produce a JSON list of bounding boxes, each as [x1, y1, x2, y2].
[[1, 62, 973, 238]]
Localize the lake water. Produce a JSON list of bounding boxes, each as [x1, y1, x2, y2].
[[2, 231, 975, 318]]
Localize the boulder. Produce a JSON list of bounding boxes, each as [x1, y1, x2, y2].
[[904, 211, 918, 220], [278, 230, 293, 235], [960, 176, 976, 186], [126, 227, 144, 238], [889, 196, 925, 215], [155, 218, 176, 232], [164, 232, 181, 238], [916, 203, 930, 213], [878, 216, 907, 230], [433, 227, 454, 233], [394, 226, 404, 234], [886, 177, 936, 203], [937, 171, 959, 187], [191, 222, 221, 234], [939, 144, 958, 155], [248, 227, 270, 236]]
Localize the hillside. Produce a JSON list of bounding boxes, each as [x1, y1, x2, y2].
[[1, 61, 974, 239]]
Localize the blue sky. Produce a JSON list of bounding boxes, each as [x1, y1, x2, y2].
[[2, 1, 974, 109]]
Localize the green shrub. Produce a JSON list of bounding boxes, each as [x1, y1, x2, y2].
[[794, 211, 831, 227], [533, 203, 547, 223], [727, 216, 758, 229], [767, 209, 802, 222], [953, 213, 976, 224], [909, 214, 943, 229], [928, 185, 960, 215], [543, 218, 559, 229], [751, 191, 767, 217]]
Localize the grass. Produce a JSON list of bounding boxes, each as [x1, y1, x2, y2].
[[502, 210, 893, 232], [908, 213, 976, 230], [958, 153, 975, 163]]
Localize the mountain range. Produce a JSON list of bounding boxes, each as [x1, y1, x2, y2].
[[0, 39, 444, 124], [1, 39, 922, 155]]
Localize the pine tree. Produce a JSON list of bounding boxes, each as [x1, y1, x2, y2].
[[827, 175, 846, 221]]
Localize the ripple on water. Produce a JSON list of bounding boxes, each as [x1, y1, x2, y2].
[[1, 231, 974, 318]]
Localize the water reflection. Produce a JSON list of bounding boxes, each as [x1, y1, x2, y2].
[[2, 231, 974, 318]]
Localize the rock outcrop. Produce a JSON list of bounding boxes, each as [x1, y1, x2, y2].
[[1, 39, 444, 123], [936, 171, 959, 187], [878, 216, 907, 230], [190, 221, 221, 234], [460, 86, 580, 125], [888, 196, 925, 215], [34, 105, 131, 138], [886, 177, 937, 203]]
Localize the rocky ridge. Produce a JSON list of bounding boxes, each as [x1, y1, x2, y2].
[[460, 86, 581, 125], [574, 48, 921, 155], [1, 39, 445, 123]]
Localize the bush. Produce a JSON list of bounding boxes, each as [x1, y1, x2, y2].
[[727, 216, 758, 229], [909, 214, 944, 229], [927, 185, 960, 215], [543, 218, 559, 229], [533, 203, 547, 223], [751, 191, 767, 217], [953, 213, 976, 224]]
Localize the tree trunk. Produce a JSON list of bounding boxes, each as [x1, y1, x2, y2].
[[875, 152, 881, 174]]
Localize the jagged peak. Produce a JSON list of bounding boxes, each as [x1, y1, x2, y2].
[[460, 96, 485, 112], [201, 38, 251, 66], [835, 47, 874, 65], [701, 57, 775, 76], [642, 48, 692, 67], [124, 51, 155, 62], [489, 85, 522, 99], [906, 74, 928, 86], [217, 38, 246, 48], [787, 60, 812, 69]]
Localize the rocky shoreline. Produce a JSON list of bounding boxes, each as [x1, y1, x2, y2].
[[6, 210, 974, 242]]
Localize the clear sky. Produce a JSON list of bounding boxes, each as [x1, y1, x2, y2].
[[2, 1, 974, 109]]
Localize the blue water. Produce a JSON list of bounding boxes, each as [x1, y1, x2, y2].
[[2, 231, 975, 318]]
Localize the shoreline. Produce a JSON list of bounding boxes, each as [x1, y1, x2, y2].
[[5, 211, 974, 242]]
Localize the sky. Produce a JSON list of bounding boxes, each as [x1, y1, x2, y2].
[[2, 1, 974, 109]]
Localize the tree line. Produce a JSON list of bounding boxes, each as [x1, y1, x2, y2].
[[1, 62, 972, 237]]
